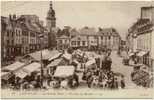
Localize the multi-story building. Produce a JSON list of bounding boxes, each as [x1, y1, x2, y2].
[[1, 14, 47, 66], [79, 27, 99, 50], [67, 27, 121, 50], [97, 28, 121, 50], [70, 35, 88, 49], [18, 15, 47, 53], [141, 6, 154, 24], [127, 6, 154, 68], [56, 35, 70, 50], [1, 16, 10, 66]]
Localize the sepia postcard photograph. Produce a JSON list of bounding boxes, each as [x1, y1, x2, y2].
[[1, 0, 154, 99]]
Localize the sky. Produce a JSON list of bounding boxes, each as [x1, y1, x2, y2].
[[1, 1, 154, 39]]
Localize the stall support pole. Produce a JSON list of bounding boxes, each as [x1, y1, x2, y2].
[[41, 50, 43, 87]]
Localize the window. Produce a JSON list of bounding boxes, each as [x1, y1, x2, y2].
[[59, 40, 62, 44], [101, 36, 103, 40], [11, 31, 13, 37], [12, 40, 14, 45], [77, 41, 80, 46], [7, 30, 9, 37], [18, 30, 20, 35], [109, 36, 111, 40], [82, 41, 85, 46], [65, 40, 67, 43], [94, 36, 97, 39], [22, 38, 24, 44], [71, 41, 76, 45], [16, 29, 18, 35], [78, 37, 81, 40], [7, 40, 9, 45]]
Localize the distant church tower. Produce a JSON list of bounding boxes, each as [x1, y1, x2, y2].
[[46, 1, 56, 32]]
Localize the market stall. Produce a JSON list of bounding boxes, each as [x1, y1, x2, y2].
[[14, 62, 41, 79], [53, 66, 76, 88], [2, 61, 25, 72], [131, 64, 151, 87], [54, 66, 75, 78], [46, 58, 63, 75]]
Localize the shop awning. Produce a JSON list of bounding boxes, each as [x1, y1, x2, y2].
[[1, 72, 9, 78], [54, 66, 75, 77], [15, 69, 29, 78], [2, 61, 25, 71], [47, 58, 63, 68], [28, 49, 61, 61], [1, 72, 12, 80], [48, 53, 62, 61], [63, 53, 72, 60], [137, 51, 148, 57], [129, 52, 134, 57], [85, 59, 96, 67], [23, 62, 41, 73]]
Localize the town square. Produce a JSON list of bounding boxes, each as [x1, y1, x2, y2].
[[1, 1, 154, 93]]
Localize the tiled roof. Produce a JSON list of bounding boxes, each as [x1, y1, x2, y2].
[[129, 18, 151, 32], [57, 35, 70, 39], [71, 35, 87, 41], [97, 28, 119, 36], [79, 27, 97, 36], [70, 28, 79, 36], [18, 15, 45, 33]]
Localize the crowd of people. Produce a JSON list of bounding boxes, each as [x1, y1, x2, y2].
[[70, 48, 125, 89]]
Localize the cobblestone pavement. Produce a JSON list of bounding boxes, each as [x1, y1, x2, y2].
[[110, 51, 141, 89]]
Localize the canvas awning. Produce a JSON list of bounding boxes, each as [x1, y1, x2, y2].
[[1, 71, 13, 80], [49, 53, 62, 61], [2, 61, 25, 71], [85, 59, 96, 67], [47, 58, 63, 68], [129, 52, 134, 57], [63, 53, 72, 60], [28, 49, 61, 61], [54, 66, 75, 77], [15, 69, 29, 78], [1, 72, 9, 77], [137, 51, 148, 57], [22, 62, 41, 73]]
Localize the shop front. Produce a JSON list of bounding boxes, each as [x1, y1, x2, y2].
[[136, 51, 150, 67]]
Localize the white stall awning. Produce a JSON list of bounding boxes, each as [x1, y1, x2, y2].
[[63, 53, 72, 60], [23, 62, 41, 73], [15, 69, 29, 78], [137, 51, 148, 57], [47, 58, 62, 68], [129, 52, 134, 57], [54, 66, 75, 77], [49, 53, 62, 61], [2, 61, 25, 71], [85, 59, 96, 67]]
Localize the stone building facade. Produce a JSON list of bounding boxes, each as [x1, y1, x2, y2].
[[126, 6, 154, 68]]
